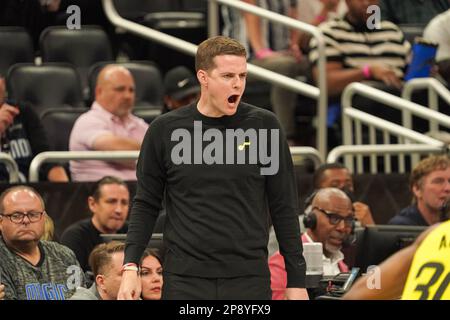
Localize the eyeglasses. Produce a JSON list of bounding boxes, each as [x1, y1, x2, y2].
[[313, 207, 354, 227], [0, 211, 45, 224]]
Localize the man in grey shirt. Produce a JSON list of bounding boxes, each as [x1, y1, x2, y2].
[[0, 185, 84, 300]]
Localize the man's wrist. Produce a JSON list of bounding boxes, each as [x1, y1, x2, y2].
[[122, 263, 139, 274]]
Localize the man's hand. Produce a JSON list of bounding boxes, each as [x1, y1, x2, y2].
[[353, 202, 375, 226], [284, 288, 309, 300], [369, 64, 403, 89], [0, 284, 5, 300], [0, 104, 19, 135], [117, 270, 141, 300]]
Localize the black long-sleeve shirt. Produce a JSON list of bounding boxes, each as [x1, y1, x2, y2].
[[125, 102, 306, 287]]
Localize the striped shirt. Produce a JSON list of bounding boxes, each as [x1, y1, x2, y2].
[[309, 17, 411, 78]]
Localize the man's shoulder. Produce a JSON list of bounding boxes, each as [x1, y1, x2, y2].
[[60, 218, 93, 239], [379, 20, 403, 33], [40, 240, 78, 261], [70, 285, 99, 300], [319, 18, 352, 32], [389, 205, 425, 226], [238, 102, 277, 121], [73, 107, 107, 126], [149, 104, 195, 127]]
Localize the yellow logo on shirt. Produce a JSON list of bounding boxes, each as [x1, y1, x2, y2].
[[402, 220, 450, 300]]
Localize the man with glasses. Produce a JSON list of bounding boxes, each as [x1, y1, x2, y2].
[[269, 188, 354, 299], [0, 186, 84, 300]]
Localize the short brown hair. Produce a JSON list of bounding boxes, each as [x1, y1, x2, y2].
[[410, 155, 450, 201], [195, 36, 247, 72], [89, 241, 125, 277]]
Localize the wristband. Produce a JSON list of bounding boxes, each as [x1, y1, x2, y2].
[[122, 263, 139, 273], [255, 48, 273, 60], [362, 65, 371, 79]]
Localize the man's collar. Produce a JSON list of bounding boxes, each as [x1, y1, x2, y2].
[[92, 101, 132, 124]]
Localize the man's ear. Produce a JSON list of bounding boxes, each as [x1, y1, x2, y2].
[[197, 69, 208, 87], [96, 274, 105, 291], [88, 196, 97, 213], [412, 183, 422, 200]]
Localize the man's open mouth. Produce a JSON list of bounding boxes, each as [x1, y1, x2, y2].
[[228, 94, 239, 104]]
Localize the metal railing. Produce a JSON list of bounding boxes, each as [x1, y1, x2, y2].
[[402, 78, 450, 132], [28, 151, 140, 182], [327, 144, 446, 171], [0, 152, 20, 183], [102, 0, 328, 157], [28, 148, 322, 182], [289, 147, 323, 168], [341, 83, 446, 173]]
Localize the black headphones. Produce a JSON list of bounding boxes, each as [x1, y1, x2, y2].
[[302, 189, 356, 241], [303, 190, 318, 230]]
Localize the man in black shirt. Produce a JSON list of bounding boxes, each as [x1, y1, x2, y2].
[[389, 155, 450, 226], [60, 176, 129, 272], [0, 76, 68, 182], [118, 36, 307, 300]]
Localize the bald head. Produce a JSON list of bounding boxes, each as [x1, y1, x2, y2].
[[0, 185, 45, 213], [311, 188, 352, 208], [95, 65, 136, 119], [307, 188, 354, 256]]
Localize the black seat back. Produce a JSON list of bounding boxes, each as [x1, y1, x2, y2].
[[88, 61, 164, 108], [40, 25, 113, 97], [7, 63, 86, 116], [0, 27, 34, 76], [40, 108, 86, 151]]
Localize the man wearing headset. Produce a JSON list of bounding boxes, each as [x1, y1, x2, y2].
[[269, 188, 355, 299]]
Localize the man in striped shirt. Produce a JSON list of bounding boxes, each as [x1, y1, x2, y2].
[[309, 0, 411, 98]]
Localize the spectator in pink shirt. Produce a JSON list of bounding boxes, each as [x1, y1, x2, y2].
[[69, 65, 149, 181]]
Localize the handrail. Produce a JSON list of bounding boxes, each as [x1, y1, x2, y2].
[[29, 148, 321, 182], [28, 151, 140, 182], [207, 0, 328, 157], [327, 144, 445, 166], [289, 146, 323, 168], [402, 78, 450, 131], [101, 0, 328, 157], [341, 82, 446, 173], [0, 152, 20, 183]]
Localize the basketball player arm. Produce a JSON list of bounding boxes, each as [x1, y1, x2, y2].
[[266, 115, 306, 292], [119, 122, 165, 300]]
